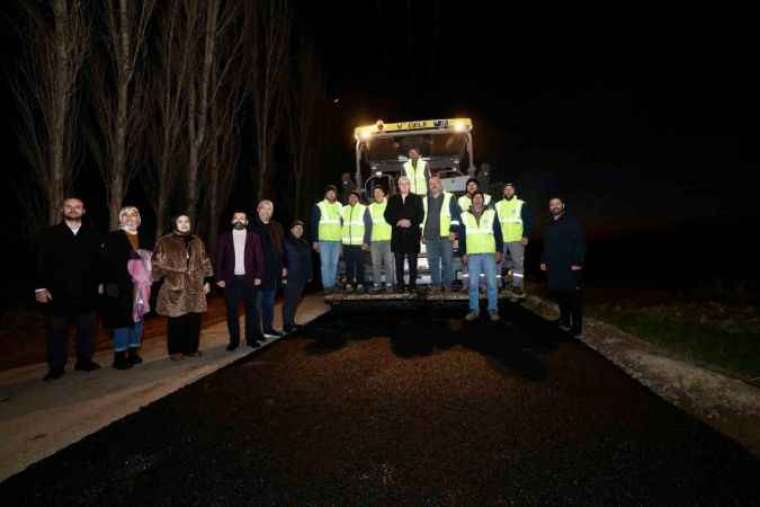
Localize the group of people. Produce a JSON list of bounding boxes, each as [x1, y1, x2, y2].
[[35, 198, 312, 381], [313, 146, 585, 334]]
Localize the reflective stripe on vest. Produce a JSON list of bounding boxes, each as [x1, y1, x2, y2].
[[462, 209, 497, 254], [457, 193, 492, 212], [341, 204, 366, 245], [495, 198, 525, 242], [317, 199, 342, 241], [368, 200, 392, 242], [403, 159, 428, 195], [421, 192, 455, 238]]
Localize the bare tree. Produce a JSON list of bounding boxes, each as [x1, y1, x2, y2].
[[10, 0, 90, 227], [142, 0, 192, 239], [93, 0, 156, 228], [201, 6, 248, 252], [287, 39, 325, 218], [244, 0, 292, 200]]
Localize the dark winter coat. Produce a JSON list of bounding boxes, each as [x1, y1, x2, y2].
[[384, 193, 424, 254], [283, 234, 313, 286], [99, 230, 141, 329], [250, 218, 285, 289], [214, 229, 265, 287], [152, 233, 213, 317], [36, 222, 102, 314], [541, 213, 586, 292]]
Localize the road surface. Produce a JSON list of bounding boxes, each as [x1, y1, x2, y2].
[[2, 302, 759, 505]]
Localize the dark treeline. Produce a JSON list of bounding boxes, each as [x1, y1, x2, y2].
[[4, 0, 338, 260]]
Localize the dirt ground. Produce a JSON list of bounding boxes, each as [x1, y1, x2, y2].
[[2, 303, 759, 505]]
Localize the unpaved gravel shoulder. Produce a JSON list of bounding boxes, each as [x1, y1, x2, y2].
[[522, 295, 760, 456]]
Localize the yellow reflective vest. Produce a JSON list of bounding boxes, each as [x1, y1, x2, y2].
[[403, 159, 429, 196], [495, 198, 525, 242], [457, 193, 492, 212], [316, 199, 342, 241], [461, 209, 497, 254], [368, 200, 392, 242], [421, 192, 455, 238], [341, 203, 367, 246]]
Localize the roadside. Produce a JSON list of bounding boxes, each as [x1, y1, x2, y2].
[[521, 291, 760, 457], [0, 295, 330, 482]]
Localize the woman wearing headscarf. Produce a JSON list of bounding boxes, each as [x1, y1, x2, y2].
[[282, 220, 313, 333], [152, 213, 213, 360], [100, 206, 152, 369]]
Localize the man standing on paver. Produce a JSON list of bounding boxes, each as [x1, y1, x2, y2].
[[495, 182, 532, 298], [35, 197, 102, 381], [541, 197, 586, 339], [311, 185, 342, 294]]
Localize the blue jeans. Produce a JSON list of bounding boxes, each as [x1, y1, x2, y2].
[[426, 238, 454, 287], [319, 241, 341, 289], [257, 288, 277, 332], [113, 321, 144, 352], [468, 254, 498, 313]]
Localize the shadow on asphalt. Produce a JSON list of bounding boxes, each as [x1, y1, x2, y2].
[[302, 301, 570, 383]]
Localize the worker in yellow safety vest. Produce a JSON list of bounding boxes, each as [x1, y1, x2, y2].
[[459, 192, 503, 322], [364, 186, 395, 293], [494, 182, 533, 297], [457, 178, 492, 212], [402, 147, 430, 196], [340, 191, 367, 292], [311, 185, 343, 293], [421, 177, 462, 292]]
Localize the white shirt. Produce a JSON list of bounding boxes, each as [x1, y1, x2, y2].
[[232, 229, 247, 275], [66, 222, 81, 236]]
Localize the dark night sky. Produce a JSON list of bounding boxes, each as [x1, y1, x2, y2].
[[300, 2, 760, 233], [1, 2, 758, 289]]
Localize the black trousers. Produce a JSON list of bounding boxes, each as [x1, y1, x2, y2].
[[395, 253, 418, 288], [224, 276, 258, 346], [167, 313, 202, 355], [46, 310, 96, 371], [344, 246, 365, 285], [283, 280, 306, 329], [553, 289, 583, 334]]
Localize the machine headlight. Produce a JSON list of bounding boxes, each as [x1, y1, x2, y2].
[[453, 121, 467, 133]]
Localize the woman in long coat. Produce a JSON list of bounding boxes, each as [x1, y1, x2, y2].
[[384, 176, 424, 291], [152, 214, 213, 359], [100, 206, 152, 370]]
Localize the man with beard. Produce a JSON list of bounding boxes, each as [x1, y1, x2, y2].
[[457, 178, 492, 213], [311, 185, 343, 293], [251, 200, 286, 338], [215, 211, 264, 350], [541, 197, 586, 339], [402, 147, 430, 196], [35, 197, 102, 381], [495, 182, 533, 297]]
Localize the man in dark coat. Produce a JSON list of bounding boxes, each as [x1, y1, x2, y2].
[[282, 220, 313, 333], [35, 197, 102, 380], [215, 211, 265, 349], [250, 200, 286, 338], [384, 176, 424, 291], [541, 197, 586, 338]]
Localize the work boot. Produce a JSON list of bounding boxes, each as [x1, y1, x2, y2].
[[344, 284, 354, 293], [127, 347, 143, 365], [112, 351, 132, 370], [512, 287, 526, 299], [369, 285, 381, 294], [489, 311, 501, 322], [465, 311, 480, 321], [43, 368, 65, 382]]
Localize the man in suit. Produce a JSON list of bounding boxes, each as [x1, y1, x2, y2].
[[215, 211, 265, 350], [384, 176, 424, 292], [35, 197, 102, 381]]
